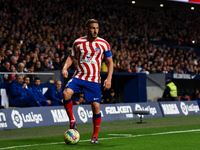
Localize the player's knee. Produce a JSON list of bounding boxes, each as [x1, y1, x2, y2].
[[63, 88, 73, 100], [91, 102, 100, 114]]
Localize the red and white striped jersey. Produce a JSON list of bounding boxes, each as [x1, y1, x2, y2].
[[71, 36, 110, 83]]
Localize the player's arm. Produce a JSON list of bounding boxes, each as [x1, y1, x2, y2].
[[62, 55, 75, 78], [104, 55, 113, 90]]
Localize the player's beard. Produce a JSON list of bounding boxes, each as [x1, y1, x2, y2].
[[88, 31, 97, 40]]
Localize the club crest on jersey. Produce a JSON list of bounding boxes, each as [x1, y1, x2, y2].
[[95, 48, 100, 53]]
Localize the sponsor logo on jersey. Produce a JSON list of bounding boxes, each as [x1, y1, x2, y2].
[[80, 58, 97, 64], [86, 56, 92, 60]]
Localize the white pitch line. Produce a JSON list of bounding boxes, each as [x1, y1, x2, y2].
[[108, 129, 200, 138], [0, 129, 200, 149]]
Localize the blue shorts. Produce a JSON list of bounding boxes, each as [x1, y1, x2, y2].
[[65, 77, 101, 103]]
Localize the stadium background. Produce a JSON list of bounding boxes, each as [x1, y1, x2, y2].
[[0, 0, 200, 150]]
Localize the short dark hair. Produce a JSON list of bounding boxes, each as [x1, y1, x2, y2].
[[16, 74, 23, 79], [24, 76, 30, 80], [86, 19, 98, 28], [34, 77, 40, 82]]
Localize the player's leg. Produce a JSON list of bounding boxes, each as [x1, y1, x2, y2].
[[91, 101, 101, 144], [82, 80, 101, 143], [63, 78, 81, 130], [63, 88, 74, 118]]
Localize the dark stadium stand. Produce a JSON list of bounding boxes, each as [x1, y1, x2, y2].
[[1, 0, 200, 105]]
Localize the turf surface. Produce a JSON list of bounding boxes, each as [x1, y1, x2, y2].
[[0, 115, 200, 150]]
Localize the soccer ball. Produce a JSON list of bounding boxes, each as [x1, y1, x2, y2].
[[63, 129, 80, 145]]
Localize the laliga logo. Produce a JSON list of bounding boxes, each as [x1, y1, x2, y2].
[[77, 106, 103, 123], [180, 102, 188, 115], [135, 104, 157, 116], [135, 104, 144, 118], [77, 106, 88, 123], [11, 110, 43, 128], [11, 110, 23, 128], [180, 102, 199, 115]]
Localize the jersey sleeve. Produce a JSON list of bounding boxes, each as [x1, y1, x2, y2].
[[70, 41, 77, 56], [103, 40, 112, 57], [104, 41, 110, 52]]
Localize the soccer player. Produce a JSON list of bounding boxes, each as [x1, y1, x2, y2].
[[62, 19, 113, 144]]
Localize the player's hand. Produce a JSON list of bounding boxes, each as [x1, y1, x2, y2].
[[103, 79, 111, 90], [62, 69, 68, 78], [22, 83, 27, 88]]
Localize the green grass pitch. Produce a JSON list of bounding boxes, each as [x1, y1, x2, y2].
[[0, 115, 200, 150]]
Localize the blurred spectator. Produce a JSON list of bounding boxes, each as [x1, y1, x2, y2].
[[72, 91, 86, 105], [53, 57, 61, 70], [17, 63, 26, 77], [22, 59, 28, 72], [118, 60, 126, 72], [150, 66, 156, 74], [192, 89, 199, 100], [25, 54, 32, 69], [158, 78, 178, 101], [75, 92, 85, 105], [194, 93, 200, 107], [35, 61, 44, 72], [0, 61, 11, 83], [43, 58, 54, 71], [125, 64, 132, 73], [8, 75, 42, 107], [39, 55, 45, 67], [7, 34, 16, 46], [4, 50, 12, 62], [156, 66, 163, 73], [101, 60, 108, 72], [10, 56, 18, 69], [180, 92, 191, 101], [40, 41, 48, 53], [10, 64, 16, 82], [27, 65, 35, 83], [101, 89, 116, 104], [140, 63, 150, 74], [44, 80, 63, 106], [31, 77, 55, 106]]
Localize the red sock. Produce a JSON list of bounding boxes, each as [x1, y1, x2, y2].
[[93, 113, 101, 138], [64, 99, 75, 121]]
